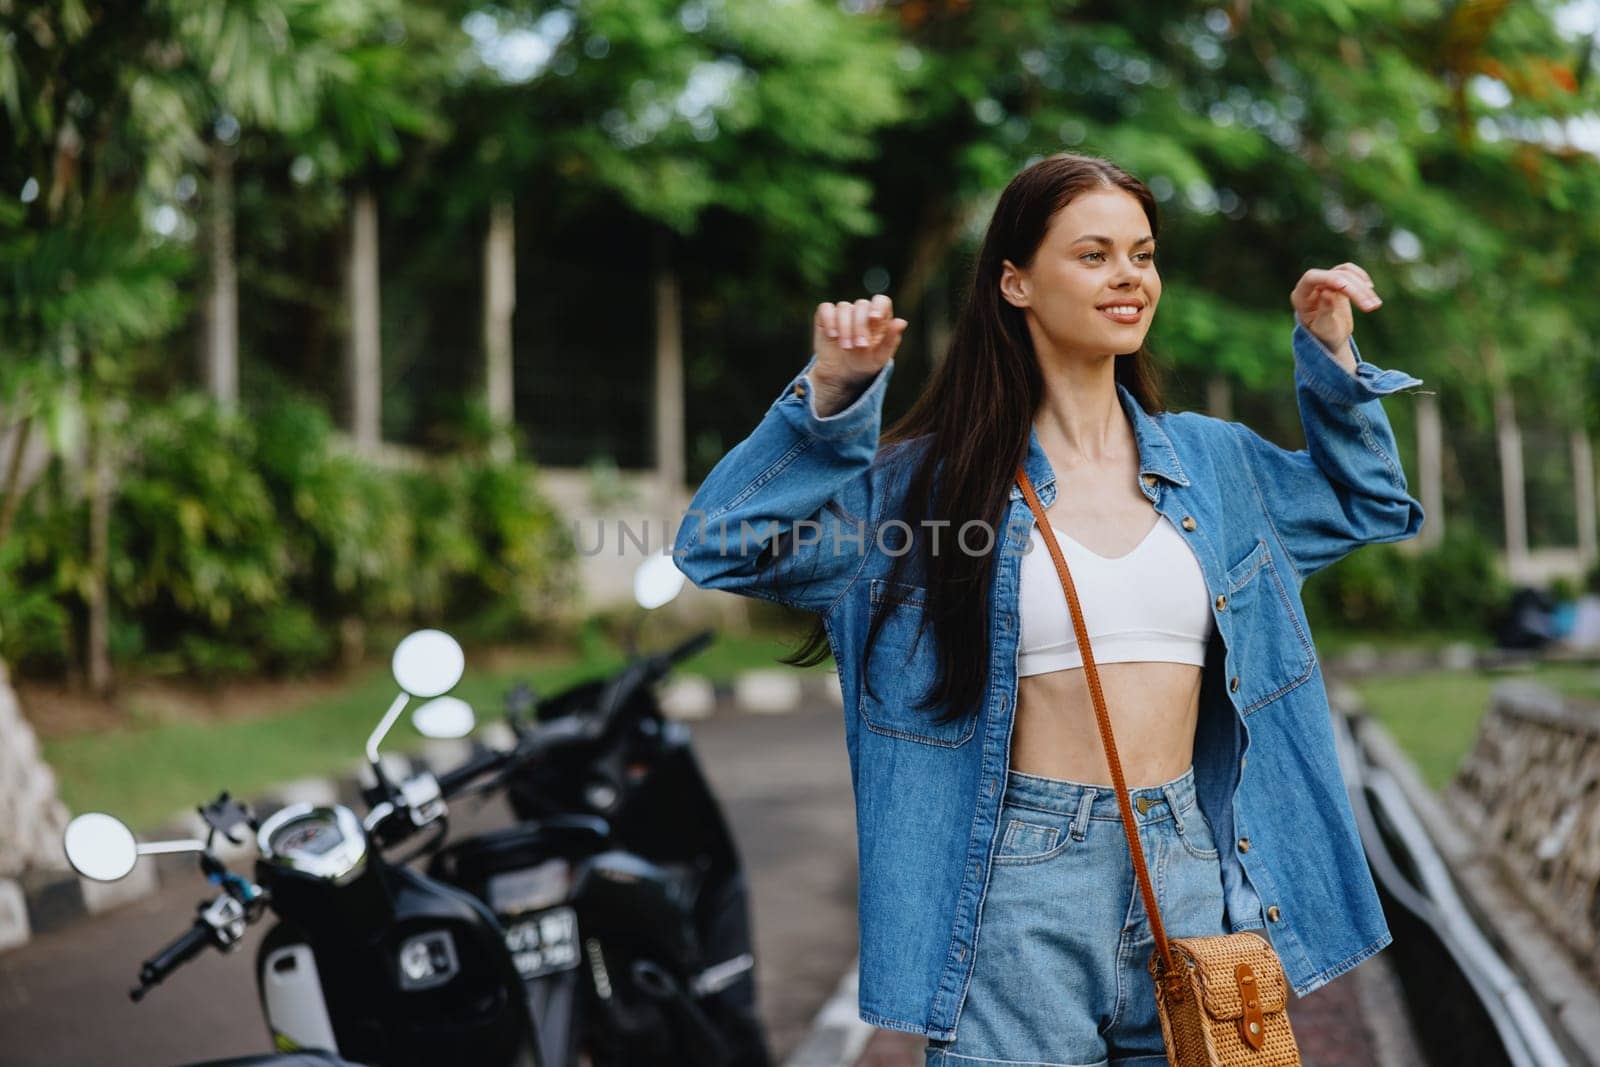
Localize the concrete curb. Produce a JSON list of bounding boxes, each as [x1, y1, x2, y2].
[[0, 669, 842, 959], [1335, 687, 1600, 1065], [1324, 639, 1598, 678], [782, 958, 875, 1067]]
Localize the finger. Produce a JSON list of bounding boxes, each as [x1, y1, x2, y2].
[[853, 298, 873, 348], [869, 294, 892, 345], [1305, 268, 1376, 310], [837, 301, 856, 348], [816, 302, 838, 340], [873, 315, 905, 355], [1335, 261, 1373, 288], [1329, 267, 1381, 309]]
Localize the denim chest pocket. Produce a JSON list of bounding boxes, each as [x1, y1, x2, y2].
[[858, 579, 978, 747], [1221, 538, 1315, 714]]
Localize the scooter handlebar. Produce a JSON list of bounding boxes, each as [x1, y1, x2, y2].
[[436, 713, 598, 799], [435, 746, 515, 798], [131, 920, 212, 1001]]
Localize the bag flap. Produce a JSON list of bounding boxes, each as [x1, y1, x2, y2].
[[1170, 933, 1289, 1019]]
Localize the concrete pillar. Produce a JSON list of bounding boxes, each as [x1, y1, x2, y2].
[[1495, 385, 1528, 574], [1573, 430, 1596, 569], [1417, 392, 1444, 548], [203, 141, 238, 409], [345, 189, 381, 453], [483, 195, 515, 457], [1206, 376, 1233, 421], [653, 234, 685, 515]]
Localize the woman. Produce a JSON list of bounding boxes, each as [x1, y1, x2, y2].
[[674, 153, 1424, 1066]]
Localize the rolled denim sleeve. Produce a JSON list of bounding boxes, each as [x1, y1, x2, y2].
[[1232, 322, 1426, 585], [672, 356, 892, 615]]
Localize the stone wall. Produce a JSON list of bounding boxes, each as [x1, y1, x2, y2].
[[0, 660, 69, 878], [1450, 679, 1600, 981]]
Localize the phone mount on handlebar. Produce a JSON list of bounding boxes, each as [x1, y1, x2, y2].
[[200, 792, 256, 846]]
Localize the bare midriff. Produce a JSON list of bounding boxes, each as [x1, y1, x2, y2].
[[1011, 662, 1203, 788]]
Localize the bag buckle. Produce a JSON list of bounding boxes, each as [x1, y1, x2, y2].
[[1236, 963, 1266, 1051]]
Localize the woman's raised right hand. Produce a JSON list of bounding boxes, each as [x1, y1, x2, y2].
[[812, 294, 909, 390]]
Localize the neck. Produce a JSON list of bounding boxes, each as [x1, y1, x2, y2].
[[1032, 354, 1132, 468]]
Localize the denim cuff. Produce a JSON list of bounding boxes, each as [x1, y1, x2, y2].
[[776, 354, 895, 443], [1292, 321, 1423, 406]]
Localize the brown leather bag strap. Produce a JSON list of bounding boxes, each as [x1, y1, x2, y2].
[[1015, 465, 1180, 981]]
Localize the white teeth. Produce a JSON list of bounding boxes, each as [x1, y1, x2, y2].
[[1102, 306, 1140, 315]]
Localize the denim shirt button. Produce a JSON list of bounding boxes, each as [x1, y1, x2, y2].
[[1267, 905, 1281, 922], [1237, 837, 1251, 853], [1215, 594, 1228, 611], [1181, 515, 1196, 531], [792, 381, 805, 399], [1141, 473, 1157, 488], [1230, 675, 1241, 692]]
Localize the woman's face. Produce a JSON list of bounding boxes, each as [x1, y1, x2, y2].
[[1000, 188, 1161, 361]]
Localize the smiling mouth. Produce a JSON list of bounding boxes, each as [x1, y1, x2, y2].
[[1098, 304, 1144, 322]]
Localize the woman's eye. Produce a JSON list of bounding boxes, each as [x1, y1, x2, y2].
[[1080, 251, 1156, 263]]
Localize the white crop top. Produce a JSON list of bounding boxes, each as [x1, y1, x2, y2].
[[1017, 514, 1215, 676]]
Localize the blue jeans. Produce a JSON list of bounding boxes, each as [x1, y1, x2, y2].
[[924, 764, 1229, 1067]]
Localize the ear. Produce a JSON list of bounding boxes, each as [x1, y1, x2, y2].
[[999, 260, 1030, 309]]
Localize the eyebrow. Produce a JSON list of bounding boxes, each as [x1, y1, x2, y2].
[[1073, 235, 1156, 245]]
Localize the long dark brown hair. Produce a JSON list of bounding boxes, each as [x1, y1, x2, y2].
[[780, 152, 1169, 724]]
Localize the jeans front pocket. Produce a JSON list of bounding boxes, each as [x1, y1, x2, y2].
[[992, 803, 1075, 866]]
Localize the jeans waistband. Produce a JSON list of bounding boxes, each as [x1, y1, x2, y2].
[[1002, 763, 1198, 825]]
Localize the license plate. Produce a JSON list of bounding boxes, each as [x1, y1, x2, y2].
[[502, 906, 580, 979]]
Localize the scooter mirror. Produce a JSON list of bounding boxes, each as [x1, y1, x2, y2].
[[63, 812, 139, 882], [634, 550, 687, 610], [411, 696, 477, 740], [392, 629, 465, 698]]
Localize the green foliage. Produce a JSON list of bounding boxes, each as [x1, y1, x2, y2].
[[114, 396, 292, 634], [0, 392, 574, 679], [1302, 526, 1509, 633]]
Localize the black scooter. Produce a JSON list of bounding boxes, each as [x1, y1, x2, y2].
[[424, 552, 772, 1067], [61, 630, 558, 1067]]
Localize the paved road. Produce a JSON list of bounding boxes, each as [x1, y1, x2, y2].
[[0, 697, 860, 1066]]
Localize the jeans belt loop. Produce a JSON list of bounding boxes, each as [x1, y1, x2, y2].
[[1071, 787, 1098, 841], [1161, 782, 1185, 832]]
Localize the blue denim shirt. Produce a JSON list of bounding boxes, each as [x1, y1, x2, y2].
[[673, 322, 1425, 1040]]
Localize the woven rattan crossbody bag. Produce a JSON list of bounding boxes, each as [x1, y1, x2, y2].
[[1016, 466, 1302, 1067]]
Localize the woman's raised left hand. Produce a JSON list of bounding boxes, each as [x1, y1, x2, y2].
[[1290, 262, 1382, 354]]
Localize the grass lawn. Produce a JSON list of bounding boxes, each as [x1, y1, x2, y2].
[[1350, 661, 1600, 791], [42, 623, 832, 831]]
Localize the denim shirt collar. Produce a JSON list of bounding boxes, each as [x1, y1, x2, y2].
[[1008, 379, 1191, 503]]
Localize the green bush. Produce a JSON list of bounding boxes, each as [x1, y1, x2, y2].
[[112, 396, 291, 639], [256, 396, 415, 621], [0, 534, 72, 674], [0, 390, 576, 681], [1301, 526, 1507, 634]]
